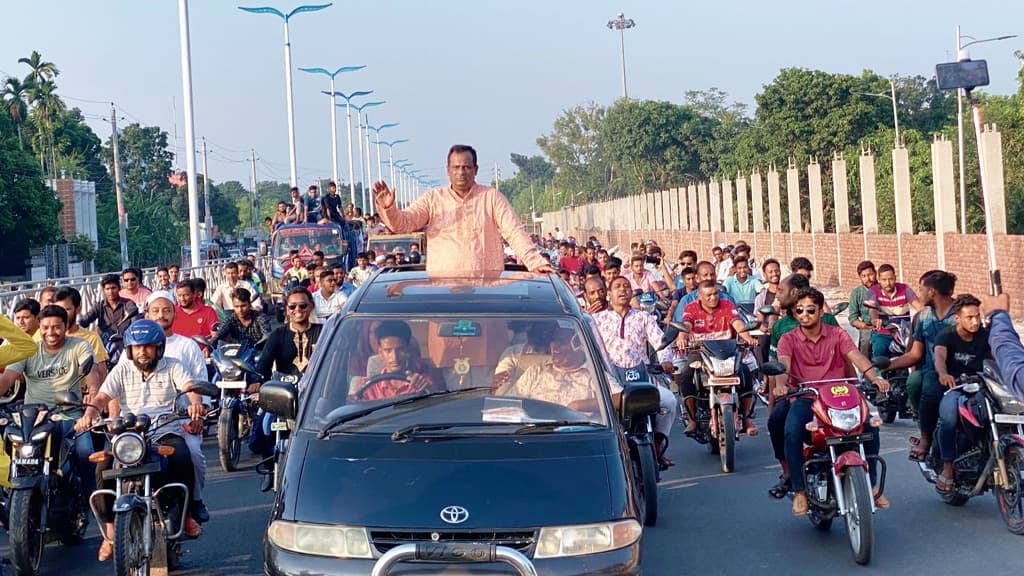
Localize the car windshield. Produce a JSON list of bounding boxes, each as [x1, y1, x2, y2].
[[301, 315, 612, 434], [367, 235, 424, 258], [273, 227, 343, 259]]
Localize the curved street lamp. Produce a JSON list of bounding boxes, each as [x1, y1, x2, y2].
[[238, 3, 332, 186], [854, 77, 899, 148], [327, 90, 373, 204], [299, 65, 365, 187], [337, 100, 384, 210], [377, 140, 409, 195]]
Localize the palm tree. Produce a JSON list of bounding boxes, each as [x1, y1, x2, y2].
[[18, 50, 58, 85], [2, 76, 31, 145], [27, 79, 65, 178]]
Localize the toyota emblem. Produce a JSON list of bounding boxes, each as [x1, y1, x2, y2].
[[439, 505, 470, 524]]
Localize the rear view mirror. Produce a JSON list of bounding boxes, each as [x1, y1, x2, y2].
[[832, 302, 849, 315], [230, 357, 261, 377], [79, 356, 94, 378], [758, 305, 778, 317], [437, 320, 481, 338], [666, 321, 690, 334], [186, 381, 221, 398], [659, 326, 679, 351], [746, 320, 762, 332], [259, 381, 298, 420], [191, 335, 213, 350], [760, 361, 787, 377], [621, 382, 660, 419], [871, 356, 891, 370], [54, 391, 81, 408]]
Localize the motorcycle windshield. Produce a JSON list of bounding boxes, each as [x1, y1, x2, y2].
[[702, 339, 737, 360]]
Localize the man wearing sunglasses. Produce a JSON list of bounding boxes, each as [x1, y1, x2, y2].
[[119, 267, 152, 308], [775, 287, 889, 516]]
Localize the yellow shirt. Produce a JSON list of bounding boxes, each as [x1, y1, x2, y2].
[[0, 315, 36, 368], [33, 327, 109, 364]]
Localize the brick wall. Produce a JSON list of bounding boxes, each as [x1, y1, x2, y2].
[[572, 227, 1024, 319], [55, 179, 76, 239]]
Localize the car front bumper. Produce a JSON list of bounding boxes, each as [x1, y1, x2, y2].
[[264, 539, 641, 576]]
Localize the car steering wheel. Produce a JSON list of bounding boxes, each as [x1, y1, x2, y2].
[[354, 372, 410, 400]]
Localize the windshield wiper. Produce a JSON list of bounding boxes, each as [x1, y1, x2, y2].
[[513, 421, 604, 435], [391, 421, 521, 442], [316, 387, 492, 439]]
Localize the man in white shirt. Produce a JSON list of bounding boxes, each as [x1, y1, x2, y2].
[[713, 244, 734, 282], [210, 261, 260, 313], [312, 270, 347, 323]]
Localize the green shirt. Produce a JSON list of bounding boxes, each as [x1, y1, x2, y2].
[[769, 312, 839, 360], [848, 284, 874, 326], [8, 337, 94, 406]]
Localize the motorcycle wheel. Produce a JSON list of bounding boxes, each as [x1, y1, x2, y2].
[[58, 498, 88, 546], [843, 470, 874, 566], [882, 405, 898, 424], [809, 510, 833, 532], [720, 405, 735, 473], [8, 488, 44, 576], [631, 443, 659, 527], [995, 444, 1024, 534], [113, 509, 149, 576], [218, 401, 242, 472]]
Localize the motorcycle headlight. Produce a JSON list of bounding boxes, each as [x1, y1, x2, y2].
[[707, 356, 735, 377], [266, 521, 372, 559], [828, 407, 862, 432], [7, 431, 23, 443], [19, 444, 35, 458], [535, 519, 641, 559], [30, 429, 49, 442], [112, 433, 146, 466]]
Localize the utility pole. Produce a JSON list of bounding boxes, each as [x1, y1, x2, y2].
[[109, 103, 129, 269], [494, 163, 501, 192], [201, 137, 212, 240], [178, 0, 201, 268], [250, 149, 259, 231]]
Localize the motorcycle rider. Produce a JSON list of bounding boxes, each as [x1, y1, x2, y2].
[[933, 294, 991, 492], [672, 261, 738, 321], [172, 279, 221, 347], [209, 288, 271, 349], [848, 261, 878, 357], [677, 280, 759, 436], [0, 309, 38, 368], [980, 293, 1024, 399], [582, 276, 608, 314], [119, 267, 152, 309], [753, 258, 782, 363], [775, 287, 890, 516], [592, 276, 679, 469], [211, 261, 261, 313], [722, 256, 763, 315], [866, 263, 923, 359], [75, 319, 207, 560], [80, 274, 138, 339], [50, 287, 110, 382], [0, 306, 99, 514], [13, 298, 41, 338], [884, 270, 957, 462]]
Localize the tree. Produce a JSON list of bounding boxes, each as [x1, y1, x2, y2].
[[18, 51, 58, 85], [66, 233, 96, 263], [105, 123, 173, 200], [536, 103, 615, 205], [2, 77, 31, 145]]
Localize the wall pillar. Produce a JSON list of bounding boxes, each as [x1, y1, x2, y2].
[[808, 157, 824, 233], [980, 124, 1008, 234], [697, 183, 709, 231], [832, 153, 850, 233], [893, 145, 913, 281], [931, 136, 957, 269], [751, 170, 765, 233], [736, 174, 749, 233], [767, 165, 782, 257], [722, 178, 734, 233], [688, 184, 699, 231]]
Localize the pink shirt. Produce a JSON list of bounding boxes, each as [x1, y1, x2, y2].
[[627, 270, 656, 292], [379, 184, 547, 276], [120, 286, 152, 308], [777, 324, 856, 386]]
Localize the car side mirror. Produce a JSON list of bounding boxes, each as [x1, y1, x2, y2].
[[871, 356, 891, 370], [54, 391, 81, 408], [832, 302, 849, 315], [259, 381, 298, 420], [621, 383, 660, 419], [760, 361, 787, 377]]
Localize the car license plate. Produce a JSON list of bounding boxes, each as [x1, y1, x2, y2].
[[218, 380, 246, 390], [14, 458, 39, 466], [707, 377, 740, 387], [995, 414, 1024, 425]]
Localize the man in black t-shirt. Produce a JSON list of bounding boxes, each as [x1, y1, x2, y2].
[[935, 294, 992, 492], [321, 182, 345, 225]]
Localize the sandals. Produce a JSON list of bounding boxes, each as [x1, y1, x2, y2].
[[742, 419, 759, 437], [908, 436, 930, 462], [936, 474, 954, 494], [658, 456, 675, 471], [768, 475, 791, 499]]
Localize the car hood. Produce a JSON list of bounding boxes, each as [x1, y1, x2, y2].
[[287, 434, 618, 529]]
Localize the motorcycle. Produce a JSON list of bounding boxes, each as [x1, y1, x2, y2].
[[76, 382, 219, 576], [900, 360, 1024, 534], [864, 304, 913, 423], [100, 306, 140, 372], [760, 362, 886, 565], [1, 398, 92, 576], [670, 320, 760, 473], [192, 336, 262, 472]]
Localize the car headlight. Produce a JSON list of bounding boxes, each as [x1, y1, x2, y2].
[[535, 519, 641, 559], [267, 520, 372, 559], [112, 433, 146, 466], [828, 407, 862, 432]]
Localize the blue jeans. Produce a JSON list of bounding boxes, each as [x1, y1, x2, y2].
[[60, 419, 96, 497], [784, 398, 880, 492], [938, 390, 967, 463], [870, 333, 893, 360], [918, 370, 944, 441]]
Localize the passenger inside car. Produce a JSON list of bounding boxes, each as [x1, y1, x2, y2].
[[505, 327, 616, 413], [493, 321, 554, 394], [349, 320, 444, 401]]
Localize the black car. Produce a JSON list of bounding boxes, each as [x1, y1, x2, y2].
[[259, 269, 655, 575]]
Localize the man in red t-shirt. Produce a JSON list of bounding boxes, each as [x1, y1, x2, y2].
[[172, 279, 220, 349], [676, 280, 759, 435], [350, 321, 442, 402], [775, 286, 889, 516]]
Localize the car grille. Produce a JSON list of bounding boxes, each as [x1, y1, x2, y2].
[[370, 530, 536, 554]]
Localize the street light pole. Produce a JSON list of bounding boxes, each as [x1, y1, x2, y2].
[[606, 13, 636, 100], [178, 0, 201, 268], [954, 28, 1017, 234], [336, 100, 383, 211], [854, 79, 899, 147], [298, 66, 365, 188], [329, 90, 373, 205], [239, 3, 332, 188]]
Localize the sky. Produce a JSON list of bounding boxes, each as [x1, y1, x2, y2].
[[2, 0, 1022, 199]]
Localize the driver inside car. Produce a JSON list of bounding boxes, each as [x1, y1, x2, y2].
[[508, 327, 622, 413], [351, 321, 443, 401]]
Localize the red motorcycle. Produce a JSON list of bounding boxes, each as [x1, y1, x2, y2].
[[761, 362, 887, 565]]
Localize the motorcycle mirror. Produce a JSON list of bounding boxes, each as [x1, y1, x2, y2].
[[79, 356, 94, 378], [667, 321, 690, 334], [191, 335, 213, 349], [230, 357, 261, 377], [185, 381, 221, 398], [654, 300, 671, 312], [761, 361, 787, 377], [54, 390, 81, 407], [863, 300, 879, 310], [832, 302, 850, 315], [746, 319, 762, 331], [871, 356, 891, 370], [758, 305, 778, 317], [658, 326, 679, 351]]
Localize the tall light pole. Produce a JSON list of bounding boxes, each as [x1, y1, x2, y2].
[[238, 3, 332, 188], [329, 90, 373, 204], [178, 0, 201, 267], [855, 77, 900, 148], [955, 27, 1017, 234], [393, 160, 412, 207], [337, 100, 384, 210], [606, 12, 636, 100], [377, 139, 409, 192], [366, 121, 399, 180], [298, 65, 365, 187]]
